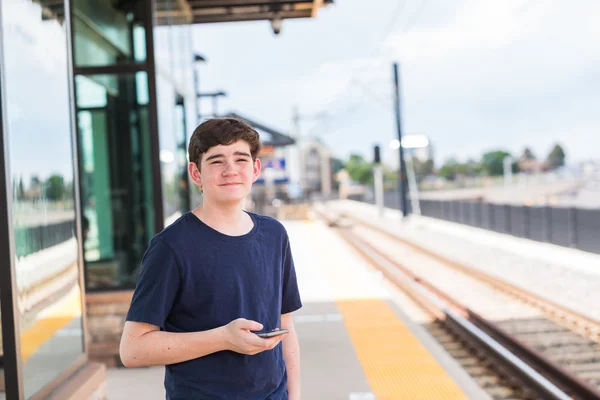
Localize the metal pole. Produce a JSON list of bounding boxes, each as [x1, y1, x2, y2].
[[374, 165, 384, 217], [406, 155, 421, 215], [144, 0, 165, 234], [0, 5, 25, 395], [193, 67, 201, 124], [503, 155, 513, 202], [393, 62, 408, 217], [373, 144, 384, 216]]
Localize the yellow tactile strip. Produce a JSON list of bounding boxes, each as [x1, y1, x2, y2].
[[306, 221, 467, 400], [21, 286, 81, 363], [337, 299, 467, 400]]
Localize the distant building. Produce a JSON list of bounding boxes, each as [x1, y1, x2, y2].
[[518, 158, 549, 174], [298, 137, 333, 199]]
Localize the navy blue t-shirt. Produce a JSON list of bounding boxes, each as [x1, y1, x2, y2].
[[126, 211, 302, 399]]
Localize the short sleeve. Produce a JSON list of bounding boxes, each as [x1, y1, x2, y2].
[[281, 233, 302, 314], [126, 237, 180, 328]]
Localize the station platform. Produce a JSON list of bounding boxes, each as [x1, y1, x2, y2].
[[324, 199, 600, 323], [106, 217, 489, 400]]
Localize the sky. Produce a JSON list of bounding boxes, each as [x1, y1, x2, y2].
[[193, 0, 600, 169], [3, 0, 75, 184]]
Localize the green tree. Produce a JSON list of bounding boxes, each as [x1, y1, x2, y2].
[[438, 158, 458, 181], [546, 144, 565, 169], [331, 157, 345, 175], [345, 154, 373, 184], [30, 176, 41, 187], [17, 176, 25, 200], [412, 158, 434, 182], [522, 147, 536, 160], [45, 174, 66, 201], [466, 159, 484, 176], [481, 150, 518, 176]]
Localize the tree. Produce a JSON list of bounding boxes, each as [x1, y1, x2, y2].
[[481, 150, 518, 176], [546, 144, 565, 169], [30, 175, 41, 188], [466, 159, 484, 176], [330, 157, 345, 175], [521, 147, 536, 160], [17, 176, 25, 201], [345, 154, 373, 184], [45, 174, 66, 201], [412, 158, 434, 182], [438, 158, 459, 181]]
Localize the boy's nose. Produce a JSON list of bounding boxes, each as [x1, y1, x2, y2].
[[222, 164, 237, 175]]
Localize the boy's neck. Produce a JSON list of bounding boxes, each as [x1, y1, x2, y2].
[[193, 198, 253, 235]]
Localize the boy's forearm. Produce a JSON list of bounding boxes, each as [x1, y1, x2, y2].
[[282, 329, 301, 399], [121, 326, 229, 367]]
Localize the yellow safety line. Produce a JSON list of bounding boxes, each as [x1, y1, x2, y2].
[[307, 221, 467, 400], [20, 288, 82, 363]]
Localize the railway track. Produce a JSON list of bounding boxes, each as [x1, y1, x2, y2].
[[315, 207, 600, 400]]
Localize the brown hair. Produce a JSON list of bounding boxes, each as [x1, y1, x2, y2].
[[188, 117, 261, 166]]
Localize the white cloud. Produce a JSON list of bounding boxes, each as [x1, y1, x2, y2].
[[193, 0, 600, 166]]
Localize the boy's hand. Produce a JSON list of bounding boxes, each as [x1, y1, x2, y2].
[[224, 318, 284, 355]]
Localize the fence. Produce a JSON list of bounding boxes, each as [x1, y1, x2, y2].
[[352, 190, 600, 255], [419, 199, 600, 254], [13, 219, 76, 258]]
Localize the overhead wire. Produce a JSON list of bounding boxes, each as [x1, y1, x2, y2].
[[302, 0, 409, 136], [305, 0, 431, 137]]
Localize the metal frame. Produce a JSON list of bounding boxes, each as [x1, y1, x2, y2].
[[74, 64, 147, 75], [155, 0, 333, 25], [145, 0, 165, 234], [71, 0, 165, 294], [0, 0, 89, 397], [0, 0, 26, 397], [66, 0, 90, 358]]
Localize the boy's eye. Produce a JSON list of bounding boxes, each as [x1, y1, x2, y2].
[[211, 161, 222, 164], [237, 159, 248, 162]]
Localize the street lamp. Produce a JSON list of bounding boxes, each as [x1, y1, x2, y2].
[[197, 91, 227, 117], [193, 53, 207, 124], [389, 135, 430, 216]]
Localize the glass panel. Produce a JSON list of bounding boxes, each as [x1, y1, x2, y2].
[[75, 73, 155, 290], [72, 0, 147, 67], [153, 0, 174, 74], [154, 25, 172, 75], [1, 0, 84, 397], [156, 75, 190, 226]]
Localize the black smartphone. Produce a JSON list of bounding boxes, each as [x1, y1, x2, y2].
[[256, 329, 289, 338]]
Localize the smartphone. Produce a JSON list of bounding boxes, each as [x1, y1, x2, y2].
[[256, 329, 289, 338]]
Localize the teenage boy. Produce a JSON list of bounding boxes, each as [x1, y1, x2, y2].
[[120, 117, 302, 399]]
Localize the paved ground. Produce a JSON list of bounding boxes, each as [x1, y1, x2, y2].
[[105, 219, 487, 400]]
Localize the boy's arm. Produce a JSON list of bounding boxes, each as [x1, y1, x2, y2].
[[281, 312, 300, 400], [120, 318, 284, 367]]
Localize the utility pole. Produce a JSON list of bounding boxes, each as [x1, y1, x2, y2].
[[393, 62, 409, 217], [373, 145, 384, 217], [289, 106, 303, 200], [292, 105, 300, 138], [193, 53, 206, 124]]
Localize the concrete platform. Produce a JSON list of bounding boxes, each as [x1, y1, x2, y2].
[[105, 219, 488, 400], [325, 199, 600, 322]]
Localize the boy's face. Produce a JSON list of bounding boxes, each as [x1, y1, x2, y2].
[[189, 140, 261, 204]]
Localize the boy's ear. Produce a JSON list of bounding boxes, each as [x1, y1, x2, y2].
[[252, 158, 262, 182], [188, 162, 202, 188]]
